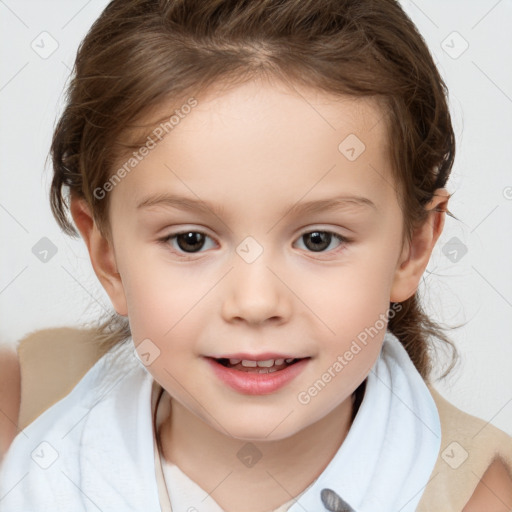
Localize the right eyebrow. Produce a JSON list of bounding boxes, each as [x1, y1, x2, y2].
[[136, 193, 225, 217]]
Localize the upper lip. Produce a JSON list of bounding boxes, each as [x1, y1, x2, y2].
[[207, 353, 305, 361]]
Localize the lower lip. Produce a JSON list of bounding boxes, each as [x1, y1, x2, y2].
[[205, 357, 309, 395]]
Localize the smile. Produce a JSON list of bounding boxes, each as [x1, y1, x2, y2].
[[205, 356, 310, 395]]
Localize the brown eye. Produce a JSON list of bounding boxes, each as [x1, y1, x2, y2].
[[303, 232, 331, 252], [175, 232, 206, 252], [296, 231, 347, 253], [161, 231, 215, 255]]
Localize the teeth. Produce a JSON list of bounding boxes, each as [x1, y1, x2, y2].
[[258, 368, 278, 374], [229, 358, 297, 368], [256, 359, 274, 368], [240, 359, 286, 368]]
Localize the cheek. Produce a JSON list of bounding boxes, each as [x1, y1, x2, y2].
[[302, 255, 397, 333], [119, 252, 212, 346]]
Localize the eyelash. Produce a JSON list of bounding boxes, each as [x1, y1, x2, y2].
[[158, 229, 350, 258]]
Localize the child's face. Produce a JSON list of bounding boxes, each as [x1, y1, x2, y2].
[[103, 78, 410, 440]]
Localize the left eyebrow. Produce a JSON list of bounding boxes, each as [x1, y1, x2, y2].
[[285, 195, 377, 217]]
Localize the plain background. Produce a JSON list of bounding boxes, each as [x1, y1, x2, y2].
[[0, 0, 511, 436]]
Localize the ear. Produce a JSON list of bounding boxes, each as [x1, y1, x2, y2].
[[69, 197, 128, 316], [390, 188, 450, 302]]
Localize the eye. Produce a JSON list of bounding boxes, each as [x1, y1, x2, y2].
[[160, 231, 216, 255], [159, 229, 349, 257], [294, 230, 348, 253]]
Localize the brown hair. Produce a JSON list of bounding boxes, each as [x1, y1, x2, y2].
[[50, 0, 458, 381]]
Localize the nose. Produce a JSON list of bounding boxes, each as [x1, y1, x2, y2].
[[220, 252, 292, 326]]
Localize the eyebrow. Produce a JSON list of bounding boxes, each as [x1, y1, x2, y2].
[[136, 193, 377, 218]]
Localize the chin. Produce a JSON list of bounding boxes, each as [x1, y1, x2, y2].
[[219, 414, 306, 443]]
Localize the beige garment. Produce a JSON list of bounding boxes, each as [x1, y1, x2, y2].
[[14, 328, 512, 510], [16, 327, 111, 430]]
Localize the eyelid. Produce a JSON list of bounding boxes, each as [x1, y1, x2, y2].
[[160, 230, 213, 242], [159, 226, 216, 242], [294, 224, 353, 243]]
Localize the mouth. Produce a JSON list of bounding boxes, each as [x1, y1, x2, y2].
[[205, 355, 311, 395], [212, 357, 305, 373]]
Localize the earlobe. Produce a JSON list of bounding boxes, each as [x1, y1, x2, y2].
[[69, 197, 128, 316], [390, 189, 450, 302]]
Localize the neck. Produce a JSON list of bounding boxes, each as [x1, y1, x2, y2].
[[156, 386, 363, 512]]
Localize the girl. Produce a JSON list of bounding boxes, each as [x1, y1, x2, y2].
[[1, 0, 511, 510]]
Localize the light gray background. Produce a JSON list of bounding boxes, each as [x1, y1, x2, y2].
[[1, 0, 511, 435]]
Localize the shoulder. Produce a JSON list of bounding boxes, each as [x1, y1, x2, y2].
[[417, 385, 512, 511], [0, 342, 154, 511], [16, 326, 110, 429]]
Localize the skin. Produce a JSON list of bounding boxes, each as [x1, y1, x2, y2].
[[0, 348, 20, 463], [463, 458, 512, 511], [71, 76, 450, 511]]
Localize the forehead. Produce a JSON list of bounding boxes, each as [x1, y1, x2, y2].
[[110, 78, 396, 221], [172, 77, 388, 150]]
